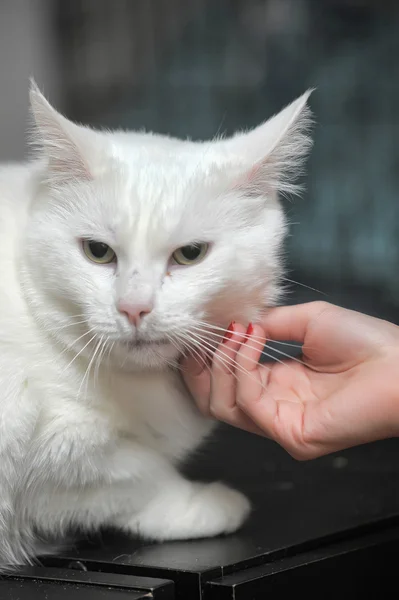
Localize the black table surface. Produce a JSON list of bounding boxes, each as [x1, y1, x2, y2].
[[46, 430, 399, 568], [35, 429, 399, 599], [4, 280, 399, 598]]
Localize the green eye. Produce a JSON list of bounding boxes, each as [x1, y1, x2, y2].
[[82, 240, 116, 264], [172, 243, 209, 266]]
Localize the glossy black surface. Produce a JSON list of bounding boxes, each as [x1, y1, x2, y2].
[[0, 579, 149, 600], [205, 526, 399, 599], [6, 566, 174, 598]]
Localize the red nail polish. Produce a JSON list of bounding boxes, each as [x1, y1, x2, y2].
[[246, 323, 254, 337], [223, 321, 235, 343]]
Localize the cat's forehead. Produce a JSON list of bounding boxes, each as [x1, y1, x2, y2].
[[109, 132, 235, 185], [104, 138, 234, 210], [82, 147, 228, 250], [69, 133, 243, 248]]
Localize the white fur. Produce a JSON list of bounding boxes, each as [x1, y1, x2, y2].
[[0, 81, 312, 568]]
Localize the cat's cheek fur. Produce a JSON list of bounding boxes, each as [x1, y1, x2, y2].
[[0, 83, 312, 568]]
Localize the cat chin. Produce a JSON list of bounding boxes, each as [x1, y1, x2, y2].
[[112, 341, 180, 371]]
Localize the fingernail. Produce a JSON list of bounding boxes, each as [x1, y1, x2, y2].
[[246, 323, 254, 338], [222, 321, 235, 343]]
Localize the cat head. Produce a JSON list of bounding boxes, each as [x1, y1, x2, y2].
[[23, 80, 312, 370]]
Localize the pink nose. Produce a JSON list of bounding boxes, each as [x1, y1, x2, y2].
[[118, 301, 153, 326]]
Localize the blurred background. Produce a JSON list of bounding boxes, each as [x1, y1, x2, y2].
[[1, 0, 399, 320]]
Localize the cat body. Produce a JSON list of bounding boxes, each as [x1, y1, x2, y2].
[[0, 83, 312, 568]]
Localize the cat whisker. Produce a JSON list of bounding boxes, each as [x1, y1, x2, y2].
[[120, 343, 131, 369], [59, 329, 97, 372], [47, 319, 89, 335], [184, 344, 211, 375], [59, 328, 96, 351], [106, 341, 115, 368], [257, 344, 306, 365], [78, 335, 104, 401], [207, 331, 307, 367], [185, 329, 271, 386], [192, 321, 272, 343], [91, 336, 105, 391], [179, 335, 229, 377], [282, 278, 326, 296], [244, 343, 306, 368], [168, 332, 208, 373], [197, 342, 265, 387], [163, 333, 186, 369], [151, 345, 170, 365], [174, 331, 218, 376], [265, 340, 302, 349], [166, 338, 182, 359], [192, 322, 309, 353], [189, 326, 305, 370], [94, 336, 109, 388]]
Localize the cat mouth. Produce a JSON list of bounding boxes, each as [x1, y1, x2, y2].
[[124, 338, 170, 350]]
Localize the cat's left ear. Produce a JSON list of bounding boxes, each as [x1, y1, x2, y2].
[[29, 79, 101, 185], [226, 90, 314, 197]]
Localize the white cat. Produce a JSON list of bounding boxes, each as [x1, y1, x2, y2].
[[0, 81, 312, 568]]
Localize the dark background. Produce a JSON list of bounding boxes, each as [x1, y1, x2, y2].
[[1, 0, 399, 321]]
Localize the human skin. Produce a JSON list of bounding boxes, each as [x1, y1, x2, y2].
[[182, 301, 399, 459]]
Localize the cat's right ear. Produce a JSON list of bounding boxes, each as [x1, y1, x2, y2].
[[224, 90, 314, 198], [29, 79, 99, 185]]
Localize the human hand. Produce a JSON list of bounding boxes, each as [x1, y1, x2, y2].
[[182, 302, 399, 459]]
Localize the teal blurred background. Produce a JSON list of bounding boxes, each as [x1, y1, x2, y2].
[[1, 0, 398, 317]]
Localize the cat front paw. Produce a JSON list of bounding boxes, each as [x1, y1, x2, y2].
[[123, 480, 251, 541], [195, 482, 251, 536]]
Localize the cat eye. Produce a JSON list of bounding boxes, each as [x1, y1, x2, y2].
[[172, 243, 209, 266], [82, 240, 116, 264]]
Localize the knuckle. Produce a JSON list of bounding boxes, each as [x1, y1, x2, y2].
[[201, 406, 212, 418], [306, 301, 335, 336], [209, 403, 220, 419], [310, 300, 332, 317], [287, 445, 319, 461], [212, 356, 230, 375], [196, 399, 211, 418], [209, 402, 229, 423], [235, 392, 246, 407]]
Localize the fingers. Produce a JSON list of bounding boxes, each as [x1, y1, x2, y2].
[[182, 322, 270, 436], [260, 301, 334, 344], [181, 353, 211, 416], [210, 322, 247, 412], [236, 323, 268, 407], [235, 326, 321, 458], [181, 323, 248, 418], [209, 323, 265, 435], [234, 323, 280, 443], [210, 322, 267, 435], [237, 388, 308, 459]]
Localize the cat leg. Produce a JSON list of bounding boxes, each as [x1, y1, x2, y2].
[[33, 476, 249, 543], [32, 482, 151, 536], [32, 440, 250, 543], [115, 475, 251, 541]]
